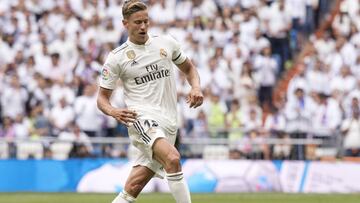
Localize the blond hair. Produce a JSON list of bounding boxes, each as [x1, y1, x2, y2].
[[122, 0, 147, 19]]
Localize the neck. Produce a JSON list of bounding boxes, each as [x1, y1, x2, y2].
[[129, 35, 149, 45]]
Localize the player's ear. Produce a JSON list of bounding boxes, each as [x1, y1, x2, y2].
[[122, 19, 128, 28]]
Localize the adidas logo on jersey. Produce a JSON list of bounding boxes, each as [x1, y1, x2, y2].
[[131, 60, 138, 66]]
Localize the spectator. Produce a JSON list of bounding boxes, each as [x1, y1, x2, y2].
[[0, 117, 15, 141], [28, 103, 51, 138], [0, 117, 15, 158], [206, 91, 227, 138], [74, 84, 103, 137], [243, 108, 262, 134], [49, 97, 75, 135], [253, 46, 278, 108], [48, 30, 78, 66], [287, 63, 308, 102], [266, 0, 292, 72], [330, 66, 356, 98], [233, 61, 257, 107], [15, 113, 45, 160], [225, 99, 243, 141], [341, 102, 360, 157], [332, 6, 352, 37], [51, 122, 93, 159], [28, 74, 51, 109], [148, 0, 175, 25], [1, 75, 28, 119], [17, 56, 37, 87], [241, 94, 263, 124], [306, 59, 331, 95], [50, 76, 76, 106], [74, 53, 100, 85], [350, 55, 360, 78], [264, 106, 286, 138], [311, 93, 342, 149], [285, 87, 315, 160], [13, 114, 30, 140], [191, 110, 210, 138]]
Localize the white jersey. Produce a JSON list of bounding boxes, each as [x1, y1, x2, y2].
[[100, 35, 187, 134]]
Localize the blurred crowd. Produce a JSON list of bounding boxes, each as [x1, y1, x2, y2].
[[281, 0, 360, 160], [0, 0, 340, 160]]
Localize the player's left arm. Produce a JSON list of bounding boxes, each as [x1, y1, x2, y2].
[[176, 58, 203, 108]]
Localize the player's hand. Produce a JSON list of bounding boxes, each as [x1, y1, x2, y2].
[[186, 87, 203, 108], [111, 108, 137, 127]]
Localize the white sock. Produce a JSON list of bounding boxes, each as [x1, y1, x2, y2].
[[112, 190, 136, 203], [166, 172, 192, 203]]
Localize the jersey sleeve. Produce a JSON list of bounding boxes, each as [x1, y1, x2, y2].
[[99, 52, 120, 90], [167, 35, 187, 65]]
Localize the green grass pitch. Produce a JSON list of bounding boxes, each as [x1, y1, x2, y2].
[[0, 193, 360, 203]]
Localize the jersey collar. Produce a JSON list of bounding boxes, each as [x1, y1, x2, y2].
[[126, 35, 152, 48]]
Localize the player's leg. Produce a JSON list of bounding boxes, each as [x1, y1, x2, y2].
[[112, 165, 154, 203], [152, 138, 191, 203]]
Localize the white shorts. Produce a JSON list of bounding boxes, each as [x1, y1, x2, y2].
[[128, 119, 177, 178]]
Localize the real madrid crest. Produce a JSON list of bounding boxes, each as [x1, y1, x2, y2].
[[126, 50, 136, 60], [160, 48, 167, 58]]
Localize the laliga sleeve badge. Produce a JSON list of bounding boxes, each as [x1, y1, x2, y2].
[[101, 67, 110, 80]]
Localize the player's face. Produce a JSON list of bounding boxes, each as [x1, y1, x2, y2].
[[123, 10, 149, 45]]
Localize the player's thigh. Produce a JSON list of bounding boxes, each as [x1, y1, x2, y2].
[[152, 138, 180, 167]]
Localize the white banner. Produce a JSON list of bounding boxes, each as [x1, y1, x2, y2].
[[280, 161, 306, 193], [303, 162, 360, 193], [76, 160, 360, 193]]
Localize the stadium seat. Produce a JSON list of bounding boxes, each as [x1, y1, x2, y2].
[[16, 142, 44, 160], [203, 145, 229, 160], [50, 142, 73, 160], [0, 143, 9, 159], [315, 147, 338, 158]]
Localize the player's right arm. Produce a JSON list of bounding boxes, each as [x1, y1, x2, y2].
[[97, 51, 137, 127], [97, 87, 137, 127]]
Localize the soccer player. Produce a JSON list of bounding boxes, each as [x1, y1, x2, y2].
[[96, 0, 203, 202]]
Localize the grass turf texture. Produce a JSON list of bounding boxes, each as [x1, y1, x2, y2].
[[0, 193, 359, 203]]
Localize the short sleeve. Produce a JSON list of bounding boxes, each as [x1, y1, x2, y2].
[[168, 35, 187, 65], [99, 52, 120, 90]]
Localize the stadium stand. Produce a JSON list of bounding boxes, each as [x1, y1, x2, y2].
[[1, 0, 353, 161], [203, 145, 230, 160]]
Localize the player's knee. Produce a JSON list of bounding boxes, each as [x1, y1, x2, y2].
[[164, 152, 181, 172], [125, 184, 142, 196], [125, 181, 145, 197]]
